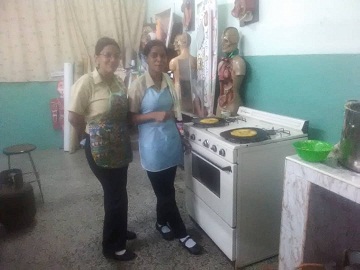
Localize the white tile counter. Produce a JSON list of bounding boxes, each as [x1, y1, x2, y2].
[[279, 155, 360, 269]]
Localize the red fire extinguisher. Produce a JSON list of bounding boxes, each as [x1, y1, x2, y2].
[[50, 98, 64, 130]]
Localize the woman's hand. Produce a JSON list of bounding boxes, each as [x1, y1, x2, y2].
[[130, 111, 174, 125], [153, 111, 174, 122], [68, 111, 86, 141], [181, 137, 192, 154]]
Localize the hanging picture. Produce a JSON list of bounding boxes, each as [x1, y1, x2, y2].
[[181, 0, 195, 31]]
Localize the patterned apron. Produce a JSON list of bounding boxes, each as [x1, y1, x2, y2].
[[88, 82, 132, 168]]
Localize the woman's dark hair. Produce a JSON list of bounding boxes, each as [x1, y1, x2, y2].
[[95, 37, 121, 55], [143, 39, 167, 57]]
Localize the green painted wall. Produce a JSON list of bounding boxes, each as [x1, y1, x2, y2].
[[0, 55, 358, 150], [243, 54, 360, 144], [0, 82, 63, 150]]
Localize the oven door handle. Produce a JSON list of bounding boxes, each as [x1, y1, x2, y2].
[[192, 150, 232, 173]]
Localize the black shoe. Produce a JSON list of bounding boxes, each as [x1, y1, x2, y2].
[[126, 230, 137, 240], [180, 236, 202, 255], [103, 250, 137, 261], [155, 222, 175, 241]]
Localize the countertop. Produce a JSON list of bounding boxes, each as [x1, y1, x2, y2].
[[279, 155, 360, 269], [286, 155, 360, 203]]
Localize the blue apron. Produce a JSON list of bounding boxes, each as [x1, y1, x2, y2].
[[138, 87, 183, 172]]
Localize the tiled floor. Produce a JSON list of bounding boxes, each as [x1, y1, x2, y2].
[[0, 149, 278, 269]]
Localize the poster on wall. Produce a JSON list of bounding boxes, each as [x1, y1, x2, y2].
[[155, 8, 182, 49], [182, 0, 195, 31], [195, 0, 218, 116]]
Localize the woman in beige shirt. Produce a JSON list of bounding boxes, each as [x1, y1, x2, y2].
[[68, 37, 136, 261]]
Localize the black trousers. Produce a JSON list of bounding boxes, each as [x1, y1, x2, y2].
[[147, 166, 187, 238], [85, 135, 128, 252]]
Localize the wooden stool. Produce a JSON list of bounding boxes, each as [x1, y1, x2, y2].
[[3, 144, 44, 202]]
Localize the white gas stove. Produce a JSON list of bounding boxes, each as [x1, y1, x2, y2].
[[184, 106, 308, 163], [183, 107, 308, 268]]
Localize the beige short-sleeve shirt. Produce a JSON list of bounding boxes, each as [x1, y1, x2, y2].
[[68, 69, 127, 132], [128, 71, 168, 113]]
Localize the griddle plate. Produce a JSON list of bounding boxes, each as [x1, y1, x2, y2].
[[220, 128, 270, 144], [192, 117, 227, 128]]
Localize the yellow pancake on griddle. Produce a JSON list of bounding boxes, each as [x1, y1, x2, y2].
[[200, 118, 219, 124], [230, 129, 257, 137]]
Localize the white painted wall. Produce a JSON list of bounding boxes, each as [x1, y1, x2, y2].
[[223, 0, 360, 56], [146, 0, 360, 56]]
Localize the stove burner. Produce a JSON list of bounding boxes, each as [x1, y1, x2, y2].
[[277, 128, 291, 135], [265, 128, 277, 136], [225, 116, 247, 124], [236, 116, 247, 122], [264, 128, 291, 137], [220, 128, 270, 144]]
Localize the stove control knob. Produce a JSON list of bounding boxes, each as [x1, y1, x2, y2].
[[211, 145, 217, 152], [190, 134, 196, 141], [219, 149, 226, 156], [203, 140, 209, 148]]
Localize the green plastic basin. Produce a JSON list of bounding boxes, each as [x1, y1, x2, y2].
[[293, 140, 333, 162]]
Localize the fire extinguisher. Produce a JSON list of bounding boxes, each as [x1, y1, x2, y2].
[[50, 98, 64, 130]]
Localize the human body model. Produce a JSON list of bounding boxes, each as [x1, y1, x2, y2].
[[216, 27, 246, 117], [169, 33, 205, 116]]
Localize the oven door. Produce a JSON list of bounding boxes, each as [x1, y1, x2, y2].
[[184, 143, 237, 227]]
